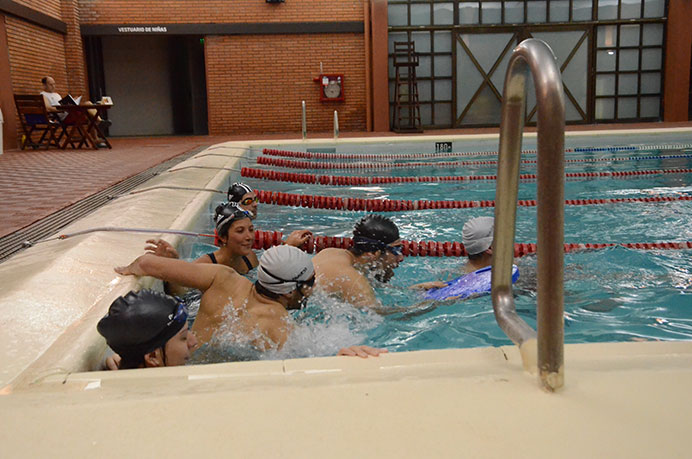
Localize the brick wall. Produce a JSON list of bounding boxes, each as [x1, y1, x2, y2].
[[5, 15, 69, 143], [206, 33, 366, 135], [61, 0, 88, 97], [79, 0, 363, 24], [13, 0, 62, 20]]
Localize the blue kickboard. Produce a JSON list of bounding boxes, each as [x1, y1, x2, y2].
[[423, 265, 519, 301]]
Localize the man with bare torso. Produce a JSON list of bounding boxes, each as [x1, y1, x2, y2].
[[115, 245, 384, 357], [312, 215, 404, 311]]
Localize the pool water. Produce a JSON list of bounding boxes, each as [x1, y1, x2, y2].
[[182, 139, 692, 361]]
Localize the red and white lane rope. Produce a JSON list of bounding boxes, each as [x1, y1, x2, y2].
[[256, 153, 692, 170], [32, 227, 690, 258], [241, 167, 692, 186], [251, 230, 692, 257], [252, 189, 692, 211], [262, 143, 692, 160]]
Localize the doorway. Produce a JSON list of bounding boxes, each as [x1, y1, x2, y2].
[[84, 35, 208, 136]]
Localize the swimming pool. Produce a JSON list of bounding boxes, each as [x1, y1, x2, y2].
[[179, 132, 692, 362]]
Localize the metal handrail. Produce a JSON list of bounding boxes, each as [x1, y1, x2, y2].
[[492, 39, 565, 391]]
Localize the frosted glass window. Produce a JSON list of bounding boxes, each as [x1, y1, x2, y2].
[[597, 0, 618, 20], [420, 104, 432, 126], [643, 0, 665, 18], [641, 48, 662, 70], [434, 103, 452, 125], [434, 80, 452, 100], [618, 97, 637, 118], [388, 4, 408, 27], [411, 31, 431, 53], [505, 2, 524, 23], [418, 55, 431, 77], [642, 24, 663, 46], [572, 0, 593, 21], [527, 1, 547, 23], [619, 25, 640, 47], [550, 1, 570, 22], [434, 32, 452, 53], [596, 74, 615, 96], [640, 96, 660, 117], [418, 81, 432, 101], [596, 98, 615, 119], [618, 49, 639, 71], [411, 4, 431, 26], [597, 25, 617, 48], [433, 3, 454, 25], [389, 32, 407, 54], [433, 56, 452, 77], [640, 72, 661, 94], [597, 50, 617, 71], [459, 3, 479, 24], [618, 74, 638, 95], [481, 2, 502, 24], [620, 0, 641, 19]]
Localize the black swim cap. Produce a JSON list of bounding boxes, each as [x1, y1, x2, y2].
[[97, 290, 188, 359], [228, 182, 254, 203], [214, 201, 252, 236], [352, 215, 400, 253]]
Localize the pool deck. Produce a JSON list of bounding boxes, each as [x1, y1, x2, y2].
[[1, 123, 692, 457]]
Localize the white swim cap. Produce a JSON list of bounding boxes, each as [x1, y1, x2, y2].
[[257, 245, 315, 295], [462, 216, 494, 255]]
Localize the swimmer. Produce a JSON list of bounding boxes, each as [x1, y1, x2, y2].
[[97, 289, 198, 370], [147, 187, 311, 280], [312, 215, 404, 310], [411, 216, 495, 291], [227, 182, 259, 219], [227, 182, 312, 246], [115, 245, 386, 358], [149, 202, 257, 296]]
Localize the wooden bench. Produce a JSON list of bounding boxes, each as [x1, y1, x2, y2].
[[14, 94, 62, 150]]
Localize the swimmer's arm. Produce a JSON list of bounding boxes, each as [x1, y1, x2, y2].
[[343, 274, 381, 310], [409, 281, 448, 290], [115, 253, 236, 292]]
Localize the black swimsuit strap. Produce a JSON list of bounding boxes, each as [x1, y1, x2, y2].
[[242, 255, 254, 271], [207, 252, 218, 264]]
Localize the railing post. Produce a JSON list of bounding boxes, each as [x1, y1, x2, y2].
[[491, 39, 565, 391], [333, 110, 339, 139], [301, 101, 307, 140]]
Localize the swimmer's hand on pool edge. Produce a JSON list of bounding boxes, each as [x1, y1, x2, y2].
[[144, 239, 179, 259], [409, 281, 449, 290], [337, 345, 388, 358]]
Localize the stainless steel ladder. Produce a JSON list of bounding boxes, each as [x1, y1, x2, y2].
[[491, 39, 565, 391]]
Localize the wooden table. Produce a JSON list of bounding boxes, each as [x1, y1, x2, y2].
[[56, 104, 112, 150]]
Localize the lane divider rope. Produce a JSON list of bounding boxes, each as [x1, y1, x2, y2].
[[257, 153, 692, 170], [262, 143, 692, 160], [241, 167, 692, 185], [249, 231, 691, 257], [25, 227, 690, 258], [254, 190, 692, 211]]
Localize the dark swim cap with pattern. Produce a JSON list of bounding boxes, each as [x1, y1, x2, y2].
[[228, 182, 254, 203], [97, 289, 188, 358], [352, 215, 400, 253], [214, 201, 252, 236]]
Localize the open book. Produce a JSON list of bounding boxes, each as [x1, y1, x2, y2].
[[58, 94, 82, 105]]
